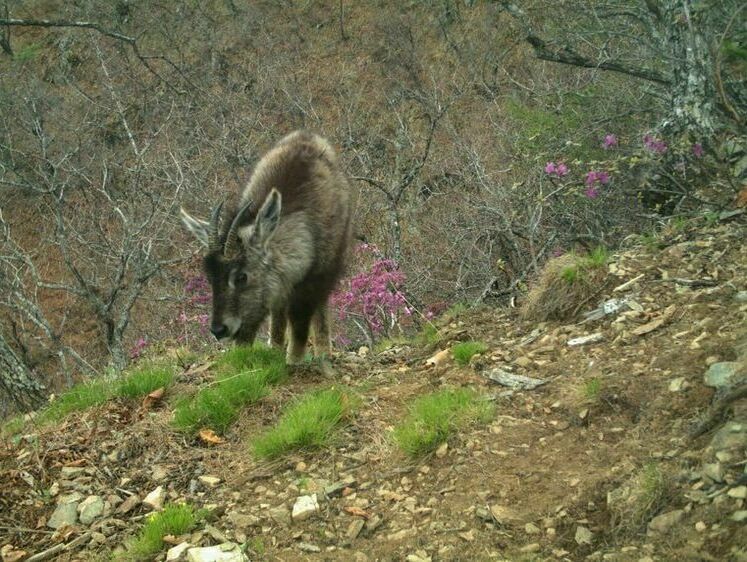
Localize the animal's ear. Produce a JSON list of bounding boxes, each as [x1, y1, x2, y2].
[[180, 208, 210, 247], [254, 188, 282, 247]]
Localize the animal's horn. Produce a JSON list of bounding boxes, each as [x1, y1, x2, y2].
[[223, 200, 254, 257], [208, 201, 224, 251]]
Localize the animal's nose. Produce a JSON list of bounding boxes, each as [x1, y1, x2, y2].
[[211, 323, 228, 339]]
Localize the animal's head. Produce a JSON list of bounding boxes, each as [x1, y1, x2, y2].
[[180, 189, 282, 343]]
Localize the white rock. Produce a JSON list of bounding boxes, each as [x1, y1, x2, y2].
[[292, 494, 319, 521], [575, 525, 593, 545], [143, 486, 166, 511], [647, 509, 684, 534], [668, 377, 686, 392], [198, 475, 222, 488], [567, 333, 604, 347], [78, 495, 105, 525], [167, 542, 192, 561], [186, 543, 248, 562]]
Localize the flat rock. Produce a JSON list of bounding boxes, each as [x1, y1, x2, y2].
[[347, 518, 365, 541], [47, 501, 78, 529], [324, 477, 357, 498], [198, 475, 222, 488], [143, 486, 165, 511], [268, 505, 291, 527], [574, 525, 593, 545], [731, 511, 747, 522], [78, 495, 105, 525], [226, 510, 260, 530], [489, 504, 523, 525], [483, 369, 547, 390], [186, 543, 248, 562], [647, 510, 684, 534], [567, 333, 604, 346], [117, 494, 141, 514], [727, 485, 747, 499], [701, 463, 724, 483], [292, 494, 319, 521], [710, 422, 747, 451], [167, 542, 192, 561], [704, 362, 742, 389]]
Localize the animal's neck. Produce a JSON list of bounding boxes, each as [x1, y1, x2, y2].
[[266, 213, 314, 305]]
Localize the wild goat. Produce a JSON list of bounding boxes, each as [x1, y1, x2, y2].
[[180, 131, 354, 363]]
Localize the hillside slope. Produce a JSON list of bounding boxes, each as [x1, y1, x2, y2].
[[1, 217, 746, 561]]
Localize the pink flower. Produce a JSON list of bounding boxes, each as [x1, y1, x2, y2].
[[585, 170, 611, 187], [545, 161, 569, 177], [602, 134, 618, 149], [585, 187, 599, 198], [692, 142, 704, 158], [643, 134, 667, 154]]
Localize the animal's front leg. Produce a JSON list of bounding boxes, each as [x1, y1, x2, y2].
[[269, 307, 287, 349]]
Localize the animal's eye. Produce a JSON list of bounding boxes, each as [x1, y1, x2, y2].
[[235, 272, 248, 286]]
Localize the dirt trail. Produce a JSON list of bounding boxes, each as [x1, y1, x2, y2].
[[2, 219, 746, 562]]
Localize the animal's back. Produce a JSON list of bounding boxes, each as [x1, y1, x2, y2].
[[243, 131, 354, 281]]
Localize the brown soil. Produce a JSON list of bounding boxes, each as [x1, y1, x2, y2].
[[2, 218, 746, 562]]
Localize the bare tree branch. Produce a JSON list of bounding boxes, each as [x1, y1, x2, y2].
[[498, 1, 671, 85]]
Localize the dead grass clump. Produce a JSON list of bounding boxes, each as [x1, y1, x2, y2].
[[607, 462, 677, 535], [520, 252, 608, 322]]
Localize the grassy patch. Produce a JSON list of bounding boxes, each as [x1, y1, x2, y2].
[[393, 388, 494, 456], [561, 247, 609, 284], [121, 503, 201, 560], [216, 344, 286, 381], [415, 323, 441, 347], [1, 415, 25, 438], [451, 341, 488, 366], [582, 377, 602, 402], [610, 462, 674, 534], [252, 387, 355, 459], [38, 380, 112, 424], [115, 363, 174, 399], [173, 344, 286, 434]]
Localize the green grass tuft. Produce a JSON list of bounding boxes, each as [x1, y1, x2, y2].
[[252, 387, 355, 459], [1, 415, 26, 438], [393, 388, 494, 456], [173, 344, 287, 434], [121, 503, 200, 560], [451, 341, 488, 366], [38, 380, 112, 424], [560, 247, 609, 284], [115, 363, 174, 399], [583, 377, 602, 401], [415, 323, 441, 347]]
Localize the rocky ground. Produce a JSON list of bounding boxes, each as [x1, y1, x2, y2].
[[1, 217, 746, 562]]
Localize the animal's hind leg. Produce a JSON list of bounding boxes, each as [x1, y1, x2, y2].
[[269, 307, 287, 349], [312, 304, 331, 358]]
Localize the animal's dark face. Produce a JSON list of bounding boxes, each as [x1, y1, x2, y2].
[[203, 250, 268, 343], [180, 188, 283, 344]]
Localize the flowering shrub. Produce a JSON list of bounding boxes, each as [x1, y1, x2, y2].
[[129, 337, 149, 360], [176, 271, 212, 347], [330, 243, 412, 346]]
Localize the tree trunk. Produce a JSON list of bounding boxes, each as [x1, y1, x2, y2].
[[664, 1, 720, 136], [0, 333, 45, 412]]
